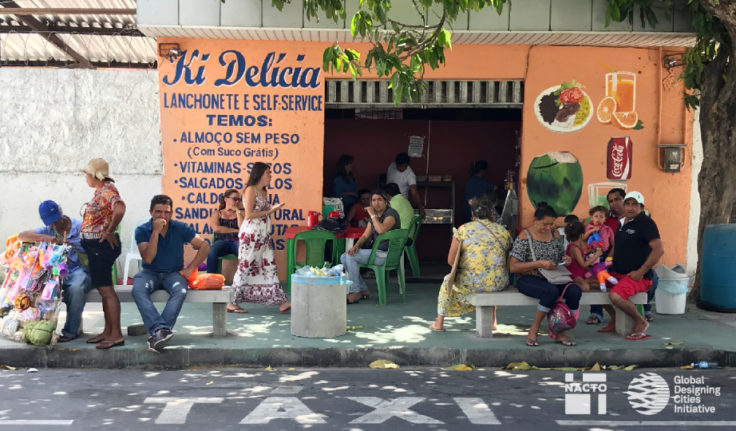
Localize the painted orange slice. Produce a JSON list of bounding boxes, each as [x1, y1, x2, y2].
[[612, 111, 638, 129], [597, 97, 617, 124]]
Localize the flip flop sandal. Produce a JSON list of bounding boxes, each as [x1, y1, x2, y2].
[[626, 332, 651, 341], [556, 339, 576, 347], [227, 306, 248, 314], [526, 338, 539, 347], [586, 316, 602, 325], [96, 340, 125, 350], [645, 315, 654, 322], [57, 336, 75, 343], [597, 326, 616, 333], [279, 306, 291, 314], [86, 336, 105, 344], [347, 298, 360, 305], [361, 295, 370, 300], [428, 324, 444, 332]]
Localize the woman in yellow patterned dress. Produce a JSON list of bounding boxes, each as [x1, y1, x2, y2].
[[429, 195, 512, 331]]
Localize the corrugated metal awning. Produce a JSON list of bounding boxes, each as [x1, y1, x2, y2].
[[0, 0, 156, 67], [141, 27, 696, 48]]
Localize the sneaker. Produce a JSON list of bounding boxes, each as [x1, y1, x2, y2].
[[146, 335, 160, 354], [149, 329, 174, 352]]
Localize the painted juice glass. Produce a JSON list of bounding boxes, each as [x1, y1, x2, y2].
[[606, 72, 636, 113], [587, 182, 628, 208]]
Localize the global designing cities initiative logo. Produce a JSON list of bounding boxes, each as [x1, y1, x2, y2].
[[565, 372, 722, 416]]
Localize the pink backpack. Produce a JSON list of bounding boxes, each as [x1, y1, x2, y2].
[[547, 283, 580, 338]]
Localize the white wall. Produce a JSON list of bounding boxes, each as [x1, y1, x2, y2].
[[687, 109, 702, 276], [0, 68, 162, 280]]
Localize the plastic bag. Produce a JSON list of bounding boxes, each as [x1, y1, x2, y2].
[[311, 217, 348, 234], [655, 264, 689, 295], [187, 269, 225, 290], [501, 188, 518, 230]]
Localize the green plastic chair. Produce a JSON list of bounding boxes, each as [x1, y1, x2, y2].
[[358, 229, 410, 306], [211, 233, 238, 274], [286, 230, 339, 293], [404, 216, 423, 278]]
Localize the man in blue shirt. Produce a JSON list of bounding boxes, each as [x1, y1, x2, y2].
[[133, 195, 210, 352], [18, 201, 92, 342]]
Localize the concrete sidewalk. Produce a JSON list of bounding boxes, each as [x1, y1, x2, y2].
[[1, 281, 735, 370]]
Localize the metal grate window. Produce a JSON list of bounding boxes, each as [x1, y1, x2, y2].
[[325, 79, 523, 108]]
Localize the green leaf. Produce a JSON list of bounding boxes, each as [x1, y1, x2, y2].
[[611, 3, 621, 22], [350, 13, 360, 37], [554, 79, 581, 96], [633, 120, 644, 130]]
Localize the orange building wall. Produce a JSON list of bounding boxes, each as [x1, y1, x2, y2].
[[519, 46, 692, 267], [342, 43, 692, 266], [155, 40, 692, 280]]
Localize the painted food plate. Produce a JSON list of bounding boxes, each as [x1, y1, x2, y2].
[[534, 83, 594, 133]]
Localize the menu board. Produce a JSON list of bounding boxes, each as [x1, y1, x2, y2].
[[157, 39, 325, 279]]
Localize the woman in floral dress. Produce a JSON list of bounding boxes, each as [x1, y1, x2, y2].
[[231, 162, 291, 313], [429, 196, 512, 332]]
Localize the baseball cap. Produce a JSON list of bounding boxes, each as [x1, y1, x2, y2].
[[39, 200, 61, 226], [81, 158, 113, 181], [624, 191, 645, 205]]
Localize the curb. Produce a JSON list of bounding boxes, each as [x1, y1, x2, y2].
[[2, 347, 735, 370]]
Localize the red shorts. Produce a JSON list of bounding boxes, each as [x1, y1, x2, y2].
[[608, 274, 652, 300]]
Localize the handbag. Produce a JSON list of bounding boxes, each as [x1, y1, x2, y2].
[[547, 283, 580, 337], [445, 231, 462, 289], [525, 230, 572, 285]]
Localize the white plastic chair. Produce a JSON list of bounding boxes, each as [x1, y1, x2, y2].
[[122, 218, 150, 285]]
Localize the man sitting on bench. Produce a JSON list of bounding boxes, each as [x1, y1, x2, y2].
[[598, 192, 663, 341], [133, 195, 210, 352]]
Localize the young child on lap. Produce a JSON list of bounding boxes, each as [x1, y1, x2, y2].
[[564, 221, 602, 292]]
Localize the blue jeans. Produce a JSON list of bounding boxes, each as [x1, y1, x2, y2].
[[206, 240, 238, 274], [341, 249, 386, 294], [516, 275, 582, 313], [61, 267, 92, 339], [590, 271, 659, 321], [132, 269, 188, 336]]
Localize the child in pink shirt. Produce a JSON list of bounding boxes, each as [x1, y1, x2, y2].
[[586, 206, 615, 256], [584, 206, 617, 289], [565, 221, 602, 292]]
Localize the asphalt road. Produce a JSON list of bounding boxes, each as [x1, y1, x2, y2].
[[1, 367, 734, 430]]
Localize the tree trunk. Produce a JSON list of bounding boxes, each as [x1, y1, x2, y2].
[[691, 1, 736, 303]]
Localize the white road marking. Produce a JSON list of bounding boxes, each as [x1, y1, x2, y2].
[[558, 421, 736, 427], [347, 397, 443, 424], [144, 397, 223, 424], [240, 397, 326, 424], [0, 420, 73, 425], [454, 398, 501, 425], [271, 386, 303, 395]]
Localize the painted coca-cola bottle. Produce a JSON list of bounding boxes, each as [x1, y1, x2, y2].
[[607, 137, 632, 181]]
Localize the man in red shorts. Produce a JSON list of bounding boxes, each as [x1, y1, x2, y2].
[[599, 191, 664, 340]]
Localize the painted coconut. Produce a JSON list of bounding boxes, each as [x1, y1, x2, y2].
[[527, 152, 583, 217]]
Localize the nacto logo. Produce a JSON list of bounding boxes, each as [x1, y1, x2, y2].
[[565, 373, 608, 415]]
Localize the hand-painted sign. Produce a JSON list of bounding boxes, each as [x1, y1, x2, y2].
[[157, 39, 325, 280], [607, 137, 633, 181]]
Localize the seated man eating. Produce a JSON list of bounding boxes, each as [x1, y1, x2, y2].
[[133, 195, 210, 352], [18, 201, 92, 342], [599, 192, 663, 340]]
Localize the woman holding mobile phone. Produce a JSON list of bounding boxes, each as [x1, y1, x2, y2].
[[231, 162, 291, 314]]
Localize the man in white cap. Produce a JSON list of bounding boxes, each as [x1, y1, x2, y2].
[[598, 191, 663, 340]]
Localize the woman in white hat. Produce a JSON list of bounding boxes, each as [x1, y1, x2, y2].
[[80, 158, 126, 349]]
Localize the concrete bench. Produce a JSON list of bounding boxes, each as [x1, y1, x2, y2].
[[85, 286, 234, 338], [468, 288, 648, 338]]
